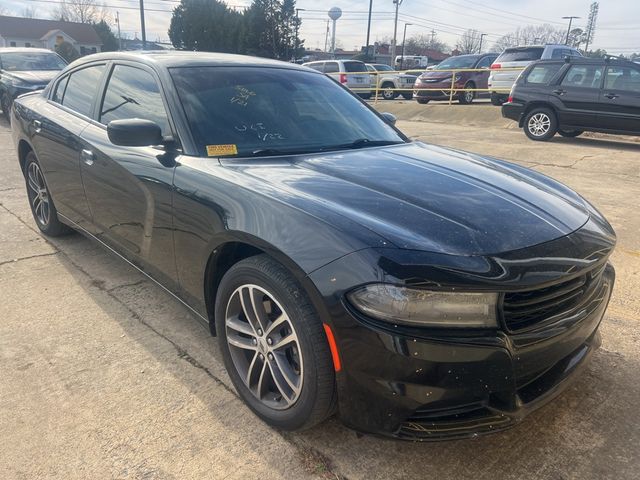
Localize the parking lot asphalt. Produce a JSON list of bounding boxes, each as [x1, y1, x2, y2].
[[1, 110, 639, 480]]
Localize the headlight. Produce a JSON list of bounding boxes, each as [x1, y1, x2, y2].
[[454, 73, 463, 82], [347, 284, 498, 328]]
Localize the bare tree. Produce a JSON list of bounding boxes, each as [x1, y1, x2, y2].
[[584, 2, 599, 52], [492, 24, 565, 51], [23, 7, 38, 18], [456, 29, 482, 54], [403, 34, 449, 55], [52, 0, 108, 24]]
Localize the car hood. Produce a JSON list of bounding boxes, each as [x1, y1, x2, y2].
[[5, 70, 59, 84], [221, 142, 590, 256], [421, 70, 457, 80]]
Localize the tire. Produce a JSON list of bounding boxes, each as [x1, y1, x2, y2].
[[24, 151, 73, 236], [1, 92, 11, 121], [558, 129, 584, 138], [458, 83, 475, 105], [215, 254, 336, 431], [381, 82, 398, 100], [358, 93, 371, 100], [401, 93, 413, 100], [416, 98, 430, 105], [490, 92, 505, 106], [523, 107, 558, 141]]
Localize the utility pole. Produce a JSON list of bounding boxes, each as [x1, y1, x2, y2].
[[294, 8, 305, 62], [324, 20, 329, 52], [115, 11, 122, 50], [139, 0, 147, 50], [478, 33, 486, 53], [390, 0, 403, 69], [365, 0, 373, 58], [430, 29, 436, 44], [400, 23, 411, 70], [562, 16, 580, 45]]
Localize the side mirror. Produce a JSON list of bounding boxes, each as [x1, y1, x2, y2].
[[380, 112, 397, 125], [107, 118, 162, 147]]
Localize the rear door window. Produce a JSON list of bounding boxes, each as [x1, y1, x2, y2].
[[60, 64, 106, 117], [476, 55, 496, 68], [497, 48, 544, 63], [343, 61, 367, 73], [526, 64, 563, 84], [561, 65, 603, 88]]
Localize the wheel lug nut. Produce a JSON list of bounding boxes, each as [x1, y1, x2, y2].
[[257, 329, 263, 336], [252, 338, 257, 345], [259, 353, 264, 360], [267, 338, 272, 345], [267, 353, 273, 360]]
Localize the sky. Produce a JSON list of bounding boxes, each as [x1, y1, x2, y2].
[[3, 0, 638, 55]]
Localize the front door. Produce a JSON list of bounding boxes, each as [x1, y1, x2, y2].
[[79, 63, 179, 288], [597, 65, 640, 133]]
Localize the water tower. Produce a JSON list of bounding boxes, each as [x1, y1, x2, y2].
[[328, 7, 342, 57]]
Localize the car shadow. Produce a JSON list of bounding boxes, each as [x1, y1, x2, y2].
[[548, 134, 640, 152]]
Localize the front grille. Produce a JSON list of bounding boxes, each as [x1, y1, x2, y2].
[[502, 266, 605, 332]]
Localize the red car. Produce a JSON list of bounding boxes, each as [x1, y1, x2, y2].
[[413, 53, 498, 104]]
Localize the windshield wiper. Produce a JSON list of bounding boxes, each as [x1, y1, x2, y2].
[[324, 139, 405, 150], [247, 139, 404, 158]]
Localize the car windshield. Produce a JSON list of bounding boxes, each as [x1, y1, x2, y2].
[[435, 56, 479, 70], [1, 52, 67, 71], [170, 66, 404, 158], [373, 64, 394, 71], [497, 47, 544, 63]]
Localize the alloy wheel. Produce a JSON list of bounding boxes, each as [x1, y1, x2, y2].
[[27, 162, 50, 227], [225, 284, 303, 410], [527, 113, 551, 137], [464, 90, 474, 103]]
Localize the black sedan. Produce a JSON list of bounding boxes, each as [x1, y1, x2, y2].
[[11, 51, 616, 440], [0, 48, 67, 119]]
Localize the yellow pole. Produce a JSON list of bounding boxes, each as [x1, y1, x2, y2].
[[448, 69, 455, 105]]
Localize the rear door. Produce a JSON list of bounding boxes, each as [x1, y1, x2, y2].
[[474, 54, 497, 90], [79, 62, 179, 287], [553, 63, 603, 128], [31, 63, 106, 230], [597, 65, 640, 132]]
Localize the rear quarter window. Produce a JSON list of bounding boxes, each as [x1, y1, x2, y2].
[[525, 64, 563, 84], [497, 48, 544, 63], [343, 62, 367, 73]]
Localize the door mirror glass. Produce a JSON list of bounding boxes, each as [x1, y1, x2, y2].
[[380, 112, 397, 125], [107, 118, 163, 146]]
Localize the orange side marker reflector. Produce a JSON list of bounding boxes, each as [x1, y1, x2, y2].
[[323, 323, 342, 372]]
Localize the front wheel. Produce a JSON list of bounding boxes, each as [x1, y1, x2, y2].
[[401, 92, 413, 100], [458, 83, 475, 104], [523, 107, 557, 141], [215, 255, 336, 431], [490, 92, 505, 106], [24, 151, 72, 236], [381, 82, 398, 100], [558, 129, 584, 138], [416, 98, 430, 104]]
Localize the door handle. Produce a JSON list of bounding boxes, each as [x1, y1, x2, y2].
[[32, 119, 42, 133], [604, 92, 619, 100], [552, 89, 566, 96], [81, 149, 95, 166]]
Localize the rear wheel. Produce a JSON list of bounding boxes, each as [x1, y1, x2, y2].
[[215, 254, 336, 431], [558, 129, 584, 138], [523, 107, 557, 141], [24, 151, 72, 236], [490, 92, 505, 106], [401, 92, 413, 100], [381, 82, 398, 100], [458, 83, 475, 104], [358, 93, 371, 100], [416, 98, 430, 105]]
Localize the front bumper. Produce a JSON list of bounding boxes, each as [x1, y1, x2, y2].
[[413, 82, 464, 100], [308, 219, 616, 440]]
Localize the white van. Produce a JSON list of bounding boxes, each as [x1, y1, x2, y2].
[[395, 55, 429, 69]]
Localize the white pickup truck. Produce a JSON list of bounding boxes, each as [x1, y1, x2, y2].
[[366, 64, 418, 100]]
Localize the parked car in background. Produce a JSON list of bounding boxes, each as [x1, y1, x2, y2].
[[12, 51, 616, 440], [366, 63, 416, 100], [413, 53, 498, 104], [489, 45, 581, 105], [302, 59, 372, 98], [0, 48, 67, 119], [394, 55, 429, 70], [502, 57, 640, 140]]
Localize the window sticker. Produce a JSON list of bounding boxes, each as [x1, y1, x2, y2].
[[206, 144, 238, 156]]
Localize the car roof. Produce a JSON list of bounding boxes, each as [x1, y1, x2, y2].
[[70, 50, 309, 72], [0, 47, 57, 54], [534, 57, 637, 66]]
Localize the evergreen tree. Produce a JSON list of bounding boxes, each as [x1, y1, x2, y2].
[[94, 20, 119, 52]]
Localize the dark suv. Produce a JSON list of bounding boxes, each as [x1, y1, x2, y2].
[[413, 53, 498, 104], [502, 57, 640, 141]]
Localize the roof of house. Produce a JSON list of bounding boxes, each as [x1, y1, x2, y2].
[[0, 15, 102, 45]]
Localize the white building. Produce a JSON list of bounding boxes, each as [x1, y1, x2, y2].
[[0, 16, 102, 55]]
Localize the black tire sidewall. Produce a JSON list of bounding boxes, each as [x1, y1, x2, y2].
[[524, 107, 557, 141], [214, 256, 334, 430], [558, 129, 583, 138], [459, 83, 475, 104], [382, 82, 396, 100]]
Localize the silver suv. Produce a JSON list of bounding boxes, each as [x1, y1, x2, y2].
[[303, 60, 372, 99], [366, 63, 416, 100], [489, 45, 582, 105]]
